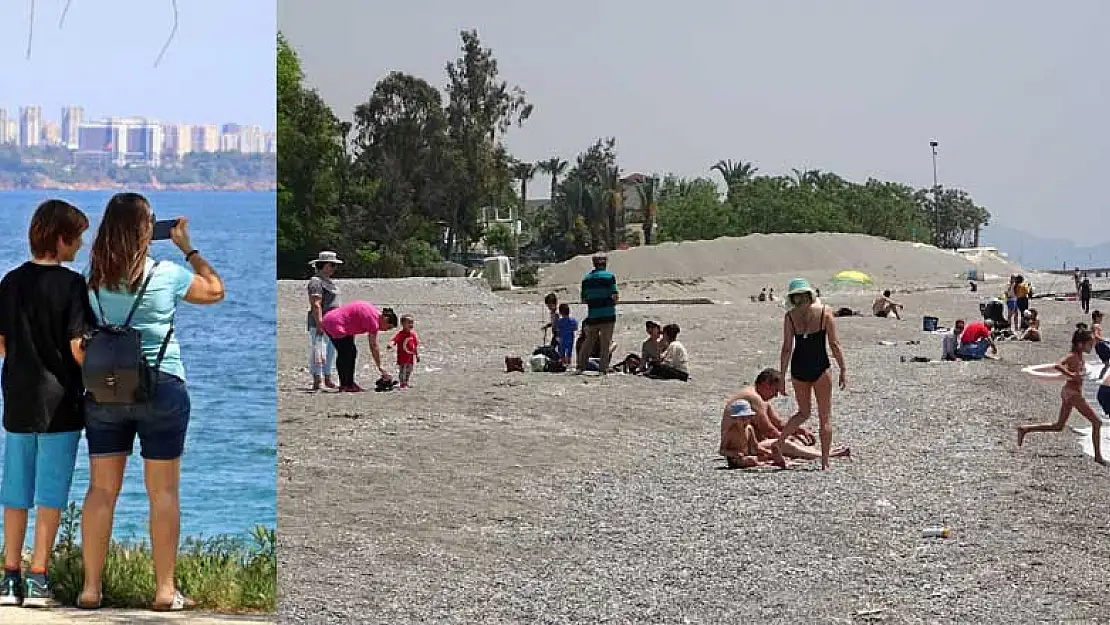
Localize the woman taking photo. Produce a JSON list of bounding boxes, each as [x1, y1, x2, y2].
[[306, 251, 342, 391], [77, 193, 225, 611], [771, 278, 846, 470], [320, 300, 398, 392]]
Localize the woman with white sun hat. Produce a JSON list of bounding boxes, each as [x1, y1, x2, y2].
[[306, 251, 343, 390]]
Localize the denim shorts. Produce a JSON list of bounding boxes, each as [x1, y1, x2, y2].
[[0, 430, 81, 510], [85, 373, 191, 461]]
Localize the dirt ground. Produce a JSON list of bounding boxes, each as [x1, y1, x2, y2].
[[5, 608, 272, 624], [277, 276, 1110, 624]]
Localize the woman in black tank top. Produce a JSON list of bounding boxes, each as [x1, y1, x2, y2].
[[772, 278, 847, 470]]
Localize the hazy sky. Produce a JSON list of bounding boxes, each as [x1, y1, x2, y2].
[[3, 0, 275, 128], [279, 0, 1108, 245]]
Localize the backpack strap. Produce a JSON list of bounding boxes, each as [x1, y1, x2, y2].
[[151, 310, 175, 372], [122, 261, 161, 327]]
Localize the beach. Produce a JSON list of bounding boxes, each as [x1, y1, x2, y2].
[[277, 235, 1110, 623], [10, 608, 273, 624]]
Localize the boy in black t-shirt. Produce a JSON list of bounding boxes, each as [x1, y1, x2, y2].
[[0, 199, 94, 608]]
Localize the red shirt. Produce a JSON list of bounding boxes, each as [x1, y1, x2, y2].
[[391, 329, 420, 365], [960, 321, 990, 344]]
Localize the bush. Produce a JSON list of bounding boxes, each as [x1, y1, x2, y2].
[[514, 264, 539, 287], [10, 503, 277, 613]]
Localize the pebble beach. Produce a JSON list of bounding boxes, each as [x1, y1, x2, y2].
[[276, 235, 1110, 624]]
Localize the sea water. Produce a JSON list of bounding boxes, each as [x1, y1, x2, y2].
[[0, 191, 276, 541]]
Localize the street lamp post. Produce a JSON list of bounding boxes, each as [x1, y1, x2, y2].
[[930, 140, 940, 248]]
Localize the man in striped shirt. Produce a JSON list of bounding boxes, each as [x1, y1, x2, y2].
[[577, 253, 619, 374]]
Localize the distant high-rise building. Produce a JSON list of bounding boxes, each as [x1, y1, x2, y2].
[[161, 124, 193, 162], [19, 105, 43, 148], [236, 125, 266, 154], [264, 131, 277, 154], [190, 125, 219, 153], [61, 106, 84, 149], [0, 108, 9, 144], [1, 120, 15, 146], [41, 121, 61, 146], [77, 117, 161, 166]]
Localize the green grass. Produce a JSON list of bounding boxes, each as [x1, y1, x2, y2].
[[7, 503, 275, 613]]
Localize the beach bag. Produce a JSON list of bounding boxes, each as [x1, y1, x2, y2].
[[83, 262, 173, 405], [505, 356, 524, 373]]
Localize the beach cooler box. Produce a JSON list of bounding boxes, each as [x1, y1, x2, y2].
[[922, 316, 939, 332]]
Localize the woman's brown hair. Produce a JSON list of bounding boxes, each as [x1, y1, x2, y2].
[[87, 193, 154, 292]]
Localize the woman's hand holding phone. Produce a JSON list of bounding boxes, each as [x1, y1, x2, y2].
[[170, 218, 192, 255]]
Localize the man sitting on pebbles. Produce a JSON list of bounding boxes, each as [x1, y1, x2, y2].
[[871, 290, 903, 319], [719, 368, 851, 468]]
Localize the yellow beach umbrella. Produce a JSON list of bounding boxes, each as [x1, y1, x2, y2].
[[833, 270, 873, 286]]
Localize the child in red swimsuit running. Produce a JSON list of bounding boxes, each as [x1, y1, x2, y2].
[[389, 315, 420, 389]]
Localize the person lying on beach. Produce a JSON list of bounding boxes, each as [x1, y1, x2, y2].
[[1017, 328, 1107, 466], [871, 290, 903, 319], [942, 319, 966, 361], [1092, 310, 1109, 379], [1020, 309, 1041, 342], [719, 369, 850, 469], [956, 319, 997, 360]]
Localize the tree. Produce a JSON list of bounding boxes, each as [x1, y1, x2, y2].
[[444, 29, 533, 260], [635, 177, 659, 245], [711, 159, 758, 203], [484, 222, 516, 256], [277, 32, 344, 277]]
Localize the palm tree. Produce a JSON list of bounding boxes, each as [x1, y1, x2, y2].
[[711, 159, 758, 205], [510, 160, 535, 265], [537, 156, 569, 236]]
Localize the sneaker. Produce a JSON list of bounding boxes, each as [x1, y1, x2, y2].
[[0, 571, 22, 606], [340, 384, 363, 393], [22, 572, 57, 608]]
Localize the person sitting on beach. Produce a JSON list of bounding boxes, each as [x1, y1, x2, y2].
[[645, 323, 689, 381], [1092, 310, 1109, 379], [321, 300, 399, 392], [1020, 309, 1041, 342], [758, 288, 767, 302], [1017, 328, 1107, 466], [719, 368, 850, 468], [0, 200, 96, 608], [957, 319, 997, 360], [942, 319, 966, 361], [871, 290, 903, 319]]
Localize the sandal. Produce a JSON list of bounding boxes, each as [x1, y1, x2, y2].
[[76, 592, 102, 610], [152, 590, 195, 612]]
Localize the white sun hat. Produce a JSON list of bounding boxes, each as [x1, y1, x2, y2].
[[309, 251, 344, 267]]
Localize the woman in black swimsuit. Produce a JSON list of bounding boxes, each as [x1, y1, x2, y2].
[[772, 278, 847, 470]]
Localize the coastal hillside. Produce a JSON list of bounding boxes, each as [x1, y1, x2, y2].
[[539, 232, 1022, 288]]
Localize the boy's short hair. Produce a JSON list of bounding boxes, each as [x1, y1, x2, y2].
[[645, 320, 660, 331], [29, 199, 88, 258], [558, 303, 570, 315], [754, 368, 782, 386], [662, 323, 680, 340], [544, 293, 558, 306]]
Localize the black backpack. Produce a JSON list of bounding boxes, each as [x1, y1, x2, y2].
[[83, 262, 174, 404]]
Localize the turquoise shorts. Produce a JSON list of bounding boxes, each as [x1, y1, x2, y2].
[[0, 431, 81, 510]]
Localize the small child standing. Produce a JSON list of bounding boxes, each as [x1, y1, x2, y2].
[[390, 314, 420, 389], [554, 304, 578, 366], [0, 200, 95, 608], [541, 293, 559, 347], [1017, 328, 1107, 466]]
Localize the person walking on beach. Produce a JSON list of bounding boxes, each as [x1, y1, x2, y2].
[[771, 278, 847, 470], [306, 251, 342, 391], [320, 300, 398, 392], [577, 253, 618, 375], [0, 200, 95, 609], [388, 314, 420, 389], [78, 193, 226, 611], [1079, 274, 1092, 314], [1092, 310, 1109, 379], [1017, 328, 1107, 466]]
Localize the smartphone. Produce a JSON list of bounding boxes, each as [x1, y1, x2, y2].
[[152, 218, 179, 241]]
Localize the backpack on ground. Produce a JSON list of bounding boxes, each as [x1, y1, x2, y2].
[[83, 262, 174, 405]]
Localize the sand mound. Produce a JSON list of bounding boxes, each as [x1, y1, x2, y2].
[[539, 233, 1022, 287]]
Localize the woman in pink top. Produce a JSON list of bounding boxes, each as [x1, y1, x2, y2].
[[321, 301, 398, 392]]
